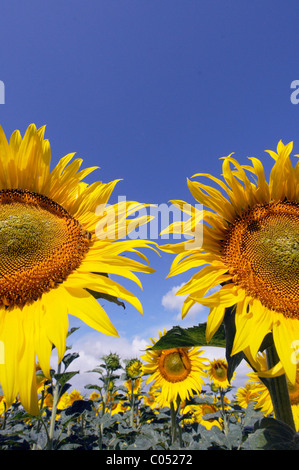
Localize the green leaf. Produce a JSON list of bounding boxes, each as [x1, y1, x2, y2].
[[84, 384, 102, 393], [64, 400, 93, 416], [67, 327, 80, 338], [62, 352, 80, 370], [149, 323, 226, 351], [127, 435, 154, 450], [223, 306, 245, 382], [86, 288, 125, 309], [54, 371, 79, 388], [86, 273, 126, 309], [86, 367, 104, 375], [254, 417, 299, 450]]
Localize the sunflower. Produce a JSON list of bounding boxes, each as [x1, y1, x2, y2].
[[125, 358, 143, 379], [207, 357, 235, 389], [181, 401, 222, 430], [235, 381, 260, 409], [161, 141, 299, 385], [124, 377, 143, 394], [0, 124, 155, 415], [67, 389, 84, 406], [100, 390, 128, 415], [142, 384, 160, 410], [141, 329, 207, 409], [196, 402, 223, 430]]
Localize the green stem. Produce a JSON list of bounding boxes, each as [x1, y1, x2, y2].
[[47, 363, 61, 450], [170, 397, 182, 446], [265, 343, 295, 431], [170, 402, 177, 444], [130, 379, 135, 428], [220, 389, 229, 435]]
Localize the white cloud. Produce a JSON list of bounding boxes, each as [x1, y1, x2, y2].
[[64, 332, 148, 393], [161, 284, 186, 311]]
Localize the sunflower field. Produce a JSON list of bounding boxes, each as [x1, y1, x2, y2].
[[0, 125, 298, 453], [0, 327, 298, 452]]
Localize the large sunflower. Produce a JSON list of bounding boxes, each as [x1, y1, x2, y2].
[[141, 329, 207, 408], [0, 123, 155, 414], [161, 141, 299, 385]]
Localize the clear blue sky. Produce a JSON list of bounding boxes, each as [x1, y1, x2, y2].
[[1, 0, 299, 389]]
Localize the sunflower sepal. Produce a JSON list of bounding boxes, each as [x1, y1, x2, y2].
[[84, 272, 126, 308], [223, 306, 246, 383], [147, 323, 226, 351], [86, 287, 125, 309]]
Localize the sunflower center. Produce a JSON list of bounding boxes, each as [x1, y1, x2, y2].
[[214, 366, 226, 380], [201, 404, 217, 416], [223, 201, 299, 317], [159, 348, 191, 383], [0, 189, 91, 308]]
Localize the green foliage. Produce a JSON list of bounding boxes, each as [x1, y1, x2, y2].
[[0, 330, 297, 450], [251, 417, 299, 450], [149, 323, 226, 351]]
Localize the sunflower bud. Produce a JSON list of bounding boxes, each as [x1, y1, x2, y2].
[[125, 359, 143, 379], [103, 353, 121, 371]]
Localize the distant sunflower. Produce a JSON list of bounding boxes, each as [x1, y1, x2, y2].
[[124, 377, 142, 394], [181, 401, 222, 430], [0, 124, 155, 415], [142, 384, 160, 410], [161, 141, 299, 385], [141, 330, 207, 408], [196, 402, 223, 430], [125, 358, 143, 380], [89, 392, 100, 402], [67, 390, 84, 406], [207, 358, 234, 389], [235, 381, 260, 409]]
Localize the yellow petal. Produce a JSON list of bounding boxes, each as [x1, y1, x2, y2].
[[197, 284, 245, 308], [0, 307, 23, 408], [41, 288, 69, 364], [273, 315, 298, 384], [64, 272, 143, 314], [64, 287, 118, 337], [32, 300, 53, 379], [18, 305, 40, 415], [206, 304, 226, 343]]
